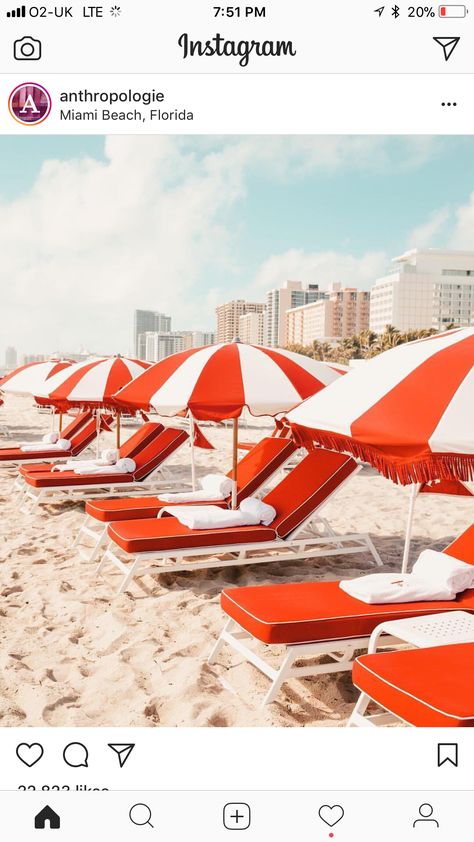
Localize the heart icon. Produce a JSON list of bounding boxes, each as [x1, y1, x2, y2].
[[16, 743, 44, 767], [318, 805, 345, 827]]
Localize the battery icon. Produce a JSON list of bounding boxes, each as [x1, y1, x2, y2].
[[439, 5, 467, 15]]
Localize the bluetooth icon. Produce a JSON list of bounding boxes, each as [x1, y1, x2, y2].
[[391, 4, 400, 16]]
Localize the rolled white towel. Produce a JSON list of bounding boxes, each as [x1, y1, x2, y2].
[[412, 549, 474, 594], [160, 504, 261, 530], [74, 457, 136, 476], [20, 439, 71, 453], [339, 573, 455, 604], [240, 496, 276, 526], [101, 448, 118, 463], [42, 432, 59, 444], [200, 473, 233, 497], [52, 456, 116, 473]]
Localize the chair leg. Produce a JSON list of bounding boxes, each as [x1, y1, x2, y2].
[[208, 619, 236, 665], [117, 557, 142, 595], [347, 692, 372, 727], [366, 535, 383, 567], [88, 526, 108, 564], [261, 649, 298, 707]]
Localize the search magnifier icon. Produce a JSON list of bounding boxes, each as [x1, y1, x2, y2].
[[129, 803, 154, 828]]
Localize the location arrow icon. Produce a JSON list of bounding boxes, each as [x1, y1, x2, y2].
[[433, 36, 461, 60], [374, 6, 385, 15], [108, 743, 135, 768]]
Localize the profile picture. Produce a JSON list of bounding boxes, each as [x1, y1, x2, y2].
[[9, 83, 51, 125]]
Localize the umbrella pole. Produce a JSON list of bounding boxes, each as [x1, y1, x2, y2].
[[401, 483, 420, 573], [96, 410, 101, 458], [59, 412, 63, 434], [189, 413, 196, 491], [116, 411, 121, 450], [232, 417, 238, 509]]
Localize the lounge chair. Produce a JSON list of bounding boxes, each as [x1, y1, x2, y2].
[[74, 436, 297, 563], [98, 449, 382, 594], [18, 418, 161, 476], [0, 411, 104, 467], [19, 423, 187, 511], [349, 640, 474, 727], [209, 523, 474, 705]]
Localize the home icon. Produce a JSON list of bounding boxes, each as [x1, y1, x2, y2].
[[34, 805, 61, 829]]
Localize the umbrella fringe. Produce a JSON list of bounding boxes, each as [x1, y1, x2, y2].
[[288, 424, 474, 486]]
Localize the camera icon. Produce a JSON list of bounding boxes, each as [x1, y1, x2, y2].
[[14, 36, 42, 61]]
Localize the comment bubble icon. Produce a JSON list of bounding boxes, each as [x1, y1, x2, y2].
[[63, 742, 89, 768]]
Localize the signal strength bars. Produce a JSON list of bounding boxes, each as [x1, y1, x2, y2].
[[7, 5, 27, 16]]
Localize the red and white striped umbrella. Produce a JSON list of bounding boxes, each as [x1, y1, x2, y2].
[[115, 341, 345, 505], [114, 342, 345, 420], [0, 360, 72, 396], [286, 328, 474, 485], [41, 356, 150, 410]]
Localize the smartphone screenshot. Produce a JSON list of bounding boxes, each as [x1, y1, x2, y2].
[[0, 1, 473, 838]]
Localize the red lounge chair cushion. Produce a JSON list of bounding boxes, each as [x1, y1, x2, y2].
[[0, 447, 72, 463], [86, 496, 228, 523], [132, 427, 188, 481], [119, 422, 164, 458], [220, 580, 474, 645], [263, 450, 358, 539], [353, 643, 474, 727], [108, 518, 275, 554], [85, 436, 295, 524], [233, 437, 296, 504], [25, 470, 135, 488]]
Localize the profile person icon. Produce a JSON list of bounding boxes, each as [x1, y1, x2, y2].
[[413, 803, 439, 828]]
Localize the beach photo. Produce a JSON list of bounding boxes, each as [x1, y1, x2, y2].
[[1, 135, 474, 728]]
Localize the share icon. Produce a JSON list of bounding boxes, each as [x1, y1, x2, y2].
[[108, 743, 135, 768]]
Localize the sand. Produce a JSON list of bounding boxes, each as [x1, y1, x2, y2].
[[0, 395, 472, 728]]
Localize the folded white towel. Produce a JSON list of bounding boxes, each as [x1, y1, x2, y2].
[[74, 457, 136, 476], [160, 505, 261, 530], [240, 496, 276, 526], [21, 438, 71, 453], [412, 549, 474, 594], [340, 573, 455, 604], [200, 473, 233, 497], [159, 489, 227, 503]]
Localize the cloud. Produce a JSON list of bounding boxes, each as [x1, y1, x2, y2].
[[450, 191, 474, 250], [0, 135, 444, 357], [249, 248, 387, 294], [407, 208, 450, 248]]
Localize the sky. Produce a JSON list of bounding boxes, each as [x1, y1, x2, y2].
[[1, 134, 474, 359]]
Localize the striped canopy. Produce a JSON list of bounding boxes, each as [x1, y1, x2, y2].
[[114, 342, 345, 421], [40, 356, 150, 410], [286, 328, 474, 485], [0, 360, 72, 396]]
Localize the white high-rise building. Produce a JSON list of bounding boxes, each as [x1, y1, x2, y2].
[[181, 331, 215, 350], [239, 311, 265, 345], [370, 249, 474, 334], [4, 346, 17, 371], [134, 309, 172, 358], [144, 331, 185, 362], [215, 300, 265, 344], [265, 281, 326, 347]]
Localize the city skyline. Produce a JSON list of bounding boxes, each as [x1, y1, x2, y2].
[[2, 135, 474, 360]]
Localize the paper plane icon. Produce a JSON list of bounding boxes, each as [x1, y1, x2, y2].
[[108, 743, 135, 768], [433, 36, 461, 61], [374, 5, 385, 15]]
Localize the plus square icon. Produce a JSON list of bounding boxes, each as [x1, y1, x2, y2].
[[223, 803, 251, 830]]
